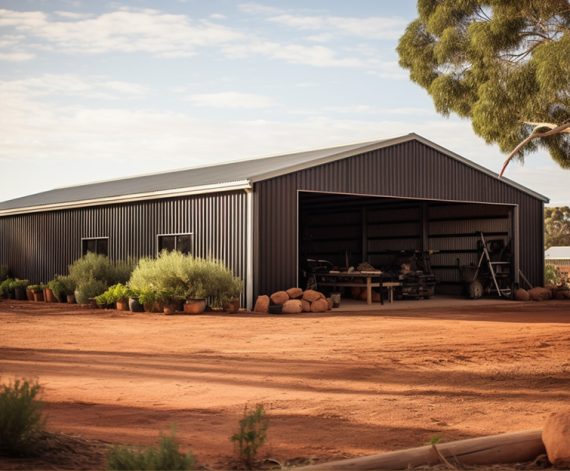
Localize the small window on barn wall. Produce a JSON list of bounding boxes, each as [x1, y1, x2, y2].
[[82, 237, 109, 256], [157, 233, 193, 255]]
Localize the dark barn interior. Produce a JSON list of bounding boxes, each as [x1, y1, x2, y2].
[[298, 191, 515, 297]]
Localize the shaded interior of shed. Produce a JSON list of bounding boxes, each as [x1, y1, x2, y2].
[[298, 191, 515, 296]]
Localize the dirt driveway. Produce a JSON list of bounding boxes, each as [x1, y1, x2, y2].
[[1, 299, 569, 468]]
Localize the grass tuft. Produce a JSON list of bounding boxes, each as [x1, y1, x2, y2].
[[0, 378, 44, 456], [107, 431, 194, 470]]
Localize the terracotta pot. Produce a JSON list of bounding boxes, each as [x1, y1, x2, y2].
[[66, 294, 75, 304], [33, 291, 44, 302], [143, 302, 153, 313], [163, 304, 177, 315], [116, 300, 129, 312], [184, 299, 206, 314], [26, 288, 34, 301], [152, 301, 164, 313], [223, 298, 240, 313], [45, 288, 57, 303]]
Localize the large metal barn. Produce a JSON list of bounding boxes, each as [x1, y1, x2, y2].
[[0, 134, 547, 308]]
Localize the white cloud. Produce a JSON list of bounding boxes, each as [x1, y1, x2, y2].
[[268, 14, 407, 40], [323, 105, 435, 116], [239, 4, 407, 40], [224, 40, 363, 67], [238, 3, 284, 15], [0, 74, 149, 99], [187, 91, 275, 109], [0, 8, 242, 57], [0, 51, 35, 61]]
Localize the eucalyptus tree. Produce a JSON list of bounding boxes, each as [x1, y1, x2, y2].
[[397, 0, 570, 175]]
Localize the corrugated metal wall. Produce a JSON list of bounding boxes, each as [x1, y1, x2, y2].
[[0, 191, 248, 298], [255, 140, 544, 295]]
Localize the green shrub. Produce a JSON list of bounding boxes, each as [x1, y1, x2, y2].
[[11, 279, 29, 289], [47, 277, 66, 302], [137, 288, 157, 307], [128, 251, 242, 307], [0, 378, 44, 456], [95, 283, 131, 307], [545, 263, 562, 286], [68, 253, 135, 290], [0, 265, 9, 282], [230, 404, 268, 468], [107, 432, 194, 470], [75, 278, 107, 305], [3, 279, 29, 299], [56, 275, 76, 296], [0, 278, 15, 298]]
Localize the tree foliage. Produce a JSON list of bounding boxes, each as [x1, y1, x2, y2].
[[545, 206, 570, 249], [397, 0, 570, 169]]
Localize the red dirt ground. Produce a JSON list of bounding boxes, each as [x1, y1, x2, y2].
[[1, 299, 569, 469]]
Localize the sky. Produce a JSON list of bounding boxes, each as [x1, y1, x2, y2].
[[0, 0, 568, 205]]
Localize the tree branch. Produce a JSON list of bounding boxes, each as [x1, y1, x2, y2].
[[499, 122, 570, 177]]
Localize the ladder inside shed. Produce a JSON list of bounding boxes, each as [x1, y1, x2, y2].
[[473, 231, 512, 298]]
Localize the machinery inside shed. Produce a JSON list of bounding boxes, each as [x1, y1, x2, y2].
[[298, 191, 518, 302]]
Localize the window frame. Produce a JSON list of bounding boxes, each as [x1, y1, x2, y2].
[[81, 236, 110, 256], [156, 232, 194, 255]]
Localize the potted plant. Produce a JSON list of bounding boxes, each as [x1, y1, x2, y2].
[[127, 288, 144, 312], [47, 278, 66, 303], [58, 275, 76, 304], [25, 285, 34, 301], [184, 283, 208, 314], [220, 278, 243, 314], [12, 279, 29, 300], [157, 289, 184, 315], [138, 289, 157, 313], [96, 283, 131, 311], [29, 284, 45, 302], [74, 278, 106, 305], [0, 278, 14, 299]]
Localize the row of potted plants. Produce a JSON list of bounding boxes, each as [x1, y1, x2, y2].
[[1, 251, 243, 315], [93, 283, 218, 314], [0, 276, 78, 304]]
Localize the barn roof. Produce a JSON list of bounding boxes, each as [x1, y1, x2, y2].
[[0, 133, 548, 215], [545, 246, 570, 260]]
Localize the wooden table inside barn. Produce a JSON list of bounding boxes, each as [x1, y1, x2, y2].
[[315, 272, 402, 305]]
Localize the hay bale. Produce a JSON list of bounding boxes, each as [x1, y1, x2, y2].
[[253, 295, 269, 313], [286, 287, 303, 299], [326, 298, 333, 310], [514, 288, 530, 301], [528, 287, 552, 301], [270, 291, 289, 305], [282, 299, 303, 313], [543, 411, 570, 466], [301, 299, 311, 312], [303, 289, 325, 303], [311, 298, 328, 313]]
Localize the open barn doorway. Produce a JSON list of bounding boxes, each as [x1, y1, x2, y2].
[[298, 191, 518, 305]]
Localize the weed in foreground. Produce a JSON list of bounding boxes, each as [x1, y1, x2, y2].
[[107, 431, 194, 471], [231, 404, 268, 469], [0, 378, 45, 456]]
